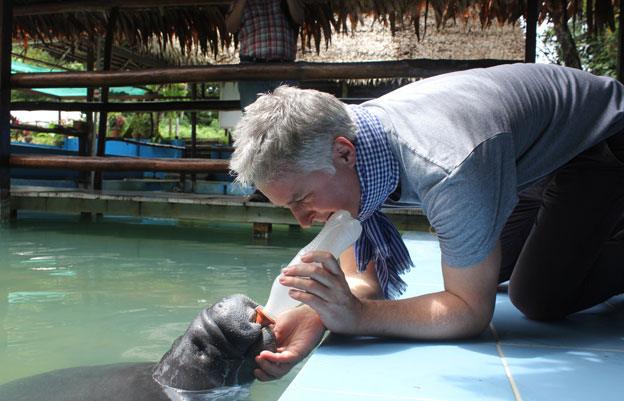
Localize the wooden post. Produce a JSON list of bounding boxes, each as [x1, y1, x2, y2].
[[288, 224, 302, 233], [253, 222, 272, 239], [83, 37, 95, 159], [94, 7, 118, 190], [0, 0, 12, 224], [618, 2, 624, 83], [525, 0, 538, 63], [80, 36, 96, 220], [190, 83, 198, 192], [83, 37, 96, 188]]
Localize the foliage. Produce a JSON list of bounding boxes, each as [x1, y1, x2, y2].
[[125, 113, 154, 139], [575, 23, 617, 78], [540, 18, 617, 78], [157, 114, 227, 143]]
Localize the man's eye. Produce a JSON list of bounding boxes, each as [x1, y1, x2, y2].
[[297, 194, 312, 205]]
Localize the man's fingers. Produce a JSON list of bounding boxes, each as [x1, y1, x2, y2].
[[300, 251, 342, 276], [288, 289, 324, 310], [279, 275, 332, 300], [255, 357, 293, 380], [257, 349, 298, 364], [282, 261, 335, 288], [254, 368, 275, 382]]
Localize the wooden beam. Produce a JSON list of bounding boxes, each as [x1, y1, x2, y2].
[[11, 100, 242, 112], [525, 0, 538, 63], [618, 2, 624, 83], [10, 154, 230, 173], [10, 98, 365, 113], [11, 59, 518, 88], [14, 0, 231, 17], [0, 0, 12, 224]]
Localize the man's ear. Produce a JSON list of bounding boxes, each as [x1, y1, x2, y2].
[[332, 136, 356, 168]]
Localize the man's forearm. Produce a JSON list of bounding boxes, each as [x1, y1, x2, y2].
[[352, 245, 501, 340], [355, 290, 494, 340], [285, 0, 305, 26], [225, 0, 247, 33]]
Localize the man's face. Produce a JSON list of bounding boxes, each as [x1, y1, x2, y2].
[[258, 165, 360, 228]]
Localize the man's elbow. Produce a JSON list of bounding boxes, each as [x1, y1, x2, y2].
[[446, 296, 495, 339], [462, 304, 495, 338]]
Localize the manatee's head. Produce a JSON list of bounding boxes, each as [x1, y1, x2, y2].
[[152, 294, 276, 391]]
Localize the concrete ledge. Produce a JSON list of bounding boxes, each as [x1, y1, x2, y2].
[[9, 186, 429, 229]]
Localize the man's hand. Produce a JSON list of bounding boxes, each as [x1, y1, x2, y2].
[[278, 251, 365, 333], [254, 306, 325, 381]]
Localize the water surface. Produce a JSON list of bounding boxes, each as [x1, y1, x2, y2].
[[0, 215, 317, 400]]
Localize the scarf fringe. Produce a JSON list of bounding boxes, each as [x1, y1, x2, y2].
[[374, 242, 413, 299], [385, 260, 411, 300]]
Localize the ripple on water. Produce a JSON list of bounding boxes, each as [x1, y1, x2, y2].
[[121, 322, 188, 361], [7, 291, 67, 304], [49, 270, 76, 277]]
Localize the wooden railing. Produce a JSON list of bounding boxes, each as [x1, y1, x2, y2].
[[10, 154, 230, 172]]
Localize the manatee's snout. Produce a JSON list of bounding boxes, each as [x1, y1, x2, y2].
[[153, 295, 276, 391]]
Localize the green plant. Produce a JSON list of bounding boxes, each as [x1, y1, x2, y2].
[[125, 113, 153, 139], [576, 24, 617, 78]]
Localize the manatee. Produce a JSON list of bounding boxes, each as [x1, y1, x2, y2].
[[0, 294, 276, 401]]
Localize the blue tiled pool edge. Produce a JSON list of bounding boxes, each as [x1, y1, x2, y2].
[[278, 232, 624, 401]]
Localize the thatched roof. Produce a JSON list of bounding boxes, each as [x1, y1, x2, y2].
[[192, 15, 524, 66], [12, 0, 616, 61]]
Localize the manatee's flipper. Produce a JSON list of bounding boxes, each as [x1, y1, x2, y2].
[[153, 294, 276, 391]]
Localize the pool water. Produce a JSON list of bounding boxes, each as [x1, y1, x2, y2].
[[0, 215, 318, 400]]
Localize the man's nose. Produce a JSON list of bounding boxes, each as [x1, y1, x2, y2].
[[291, 208, 314, 228]]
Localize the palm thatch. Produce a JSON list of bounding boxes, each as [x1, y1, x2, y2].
[[185, 14, 524, 63], [12, 0, 618, 59]]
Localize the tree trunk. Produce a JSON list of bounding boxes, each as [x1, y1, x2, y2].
[[549, 1, 582, 69]]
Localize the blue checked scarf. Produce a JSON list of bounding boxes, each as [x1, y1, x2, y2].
[[349, 104, 413, 299]]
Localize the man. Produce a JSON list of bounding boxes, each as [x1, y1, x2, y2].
[[229, 63, 624, 381], [225, 0, 304, 109]]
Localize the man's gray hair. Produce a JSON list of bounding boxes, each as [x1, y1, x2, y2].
[[230, 85, 357, 186]]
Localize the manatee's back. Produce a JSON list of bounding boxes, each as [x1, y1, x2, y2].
[[0, 363, 169, 401]]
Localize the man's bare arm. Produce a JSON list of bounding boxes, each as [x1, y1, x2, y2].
[[225, 0, 247, 34], [285, 0, 305, 26], [354, 242, 501, 339]]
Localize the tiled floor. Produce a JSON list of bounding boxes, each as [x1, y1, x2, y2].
[[279, 231, 624, 401]]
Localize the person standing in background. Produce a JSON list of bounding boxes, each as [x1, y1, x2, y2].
[[226, 0, 304, 109]]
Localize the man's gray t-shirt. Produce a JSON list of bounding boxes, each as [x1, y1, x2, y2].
[[363, 63, 624, 267]]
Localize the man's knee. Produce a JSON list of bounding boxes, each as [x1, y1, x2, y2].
[[508, 284, 569, 321]]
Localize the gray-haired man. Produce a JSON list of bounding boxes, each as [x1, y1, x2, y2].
[[230, 63, 624, 381]]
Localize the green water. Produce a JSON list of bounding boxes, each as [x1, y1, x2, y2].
[[0, 216, 318, 400]]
